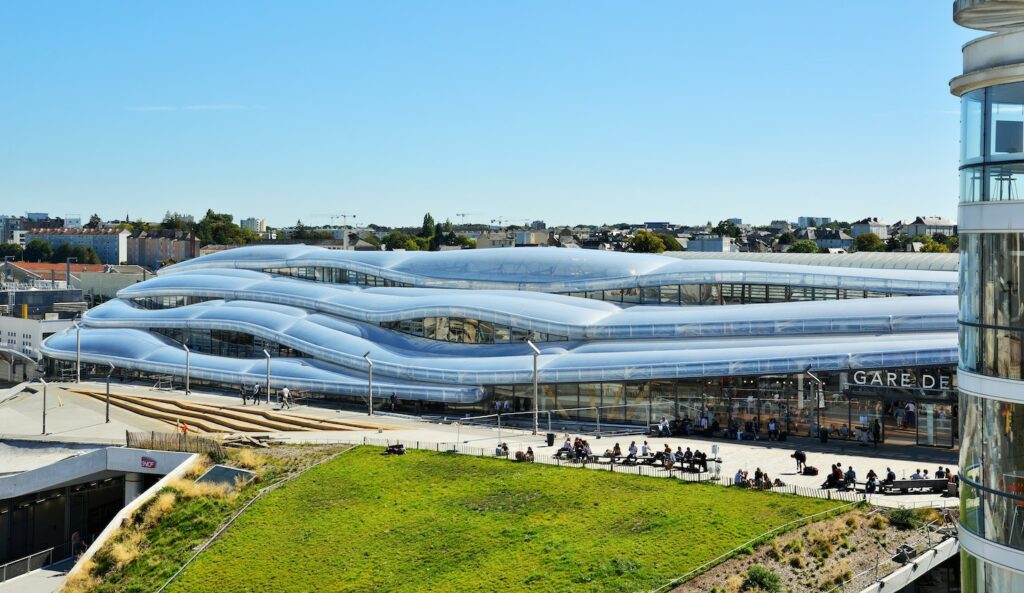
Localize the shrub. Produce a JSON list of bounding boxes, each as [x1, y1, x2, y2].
[[783, 540, 803, 554], [234, 449, 266, 471], [725, 574, 745, 593], [63, 558, 100, 593], [143, 492, 177, 526], [789, 555, 805, 569], [868, 513, 889, 530], [742, 565, 784, 593], [167, 477, 234, 500], [108, 529, 145, 569], [886, 507, 917, 530], [765, 541, 784, 561]]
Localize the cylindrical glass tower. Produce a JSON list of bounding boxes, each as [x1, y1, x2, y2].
[[953, 1, 1024, 589]]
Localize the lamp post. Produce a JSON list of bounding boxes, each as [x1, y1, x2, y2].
[[72, 317, 81, 383], [526, 340, 541, 436], [363, 351, 374, 416], [182, 344, 191, 395], [806, 369, 824, 437], [38, 378, 47, 434], [105, 363, 115, 423], [263, 349, 271, 404]]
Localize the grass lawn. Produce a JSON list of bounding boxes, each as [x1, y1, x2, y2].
[[166, 446, 842, 593]]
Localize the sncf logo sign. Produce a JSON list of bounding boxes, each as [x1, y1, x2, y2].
[[141, 457, 157, 469]]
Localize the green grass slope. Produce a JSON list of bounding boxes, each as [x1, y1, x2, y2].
[[166, 447, 840, 593]]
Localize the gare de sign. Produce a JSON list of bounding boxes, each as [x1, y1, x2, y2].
[[851, 370, 951, 390]]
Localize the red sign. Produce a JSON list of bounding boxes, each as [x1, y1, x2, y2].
[[141, 456, 157, 469]]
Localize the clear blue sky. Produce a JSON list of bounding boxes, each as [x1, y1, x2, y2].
[[0, 1, 974, 228]]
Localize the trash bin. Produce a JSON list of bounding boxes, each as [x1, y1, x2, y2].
[[546, 433, 555, 447], [819, 427, 828, 444]]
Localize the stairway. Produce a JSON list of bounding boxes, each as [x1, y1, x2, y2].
[[68, 388, 387, 434]]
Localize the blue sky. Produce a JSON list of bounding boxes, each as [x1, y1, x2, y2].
[[0, 1, 974, 228]]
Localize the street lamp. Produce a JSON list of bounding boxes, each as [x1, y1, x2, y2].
[[72, 317, 81, 383], [182, 344, 191, 395], [105, 363, 115, 423], [363, 351, 374, 416], [526, 340, 541, 436], [263, 349, 271, 404], [38, 378, 47, 435]]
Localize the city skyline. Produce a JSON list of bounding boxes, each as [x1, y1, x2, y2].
[[2, 3, 973, 227]]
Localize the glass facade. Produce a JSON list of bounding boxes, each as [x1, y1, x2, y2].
[[957, 70, 1024, 586], [262, 266, 412, 287], [381, 317, 568, 343], [560, 283, 899, 306], [151, 328, 309, 359], [131, 296, 215, 310]]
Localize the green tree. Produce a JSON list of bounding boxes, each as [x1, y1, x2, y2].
[[853, 232, 885, 252], [777, 231, 795, 245], [51, 244, 101, 264], [626, 230, 666, 253], [194, 210, 249, 245], [713, 220, 741, 238], [360, 233, 381, 249], [886, 232, 910, 252], [161, 212, 193, 232], [655, 233, 683, 251], [382, 231, 420, 251], [24, 239, 53, 263], [85, 213, 102, 229], [787, 240, 819, 253], [0, 243, 23, 260], [921, 241, 950, 253], [420, 213, 435, 238]]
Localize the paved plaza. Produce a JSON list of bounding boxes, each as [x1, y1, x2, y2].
[[0, 381, 959, 509]]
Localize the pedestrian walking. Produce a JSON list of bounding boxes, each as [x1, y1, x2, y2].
[[390, 392, 397, 412], [281, 385, 291, 409]]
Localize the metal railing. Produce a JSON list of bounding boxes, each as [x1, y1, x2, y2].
[[820, 515, 957, 593], [0, 547, 54, 583]]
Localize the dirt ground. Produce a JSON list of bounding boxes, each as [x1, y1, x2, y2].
[[671, 506, 956, 593]]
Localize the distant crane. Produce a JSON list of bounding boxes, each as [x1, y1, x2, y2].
[[454, 213, 480, 225], [490, 216, 528, 229], [312, 213, 357, 249]]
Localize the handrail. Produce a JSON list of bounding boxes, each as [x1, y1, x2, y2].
[[0, 546, 54, 584]]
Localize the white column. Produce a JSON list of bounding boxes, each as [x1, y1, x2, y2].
[[124, 472, 145, 503]]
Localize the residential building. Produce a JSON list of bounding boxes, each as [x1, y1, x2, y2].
[[24, 229, 129, 265], [726, 218, 742, 225], [900, 216, 957, 238], [686, 236, 737, 252], [240, 217, 267, 233], [644, 221, 672, 230], [514, 230, 552, 247], [850, 217, 889, 240], [798, 216, 831, 228], [814, 228, 854, 250], [768, 220, 792, 233], [951, 1, 1024, 589], [127, 230, 198, 269], [529, 220, 546, 231]]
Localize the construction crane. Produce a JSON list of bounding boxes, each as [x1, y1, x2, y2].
[[311, 213, 358, 249], [490, 216, 528, 228], [454, 213, 480, 225]]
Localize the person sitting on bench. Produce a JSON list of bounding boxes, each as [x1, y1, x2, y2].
[[885, 467, 897, 483], [843, 466, 857, 490]]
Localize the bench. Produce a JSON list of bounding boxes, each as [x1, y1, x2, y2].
[[881, 479, 948, 494]]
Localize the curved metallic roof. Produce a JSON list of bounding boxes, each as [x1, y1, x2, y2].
[[117, 269, 958, 340], [161, 245, 958, 294], [40, 247, 959, 403]]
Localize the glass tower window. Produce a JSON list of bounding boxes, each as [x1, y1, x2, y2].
[[989, 82, 1024, 162]]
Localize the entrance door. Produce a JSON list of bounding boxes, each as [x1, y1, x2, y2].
[[916, 401, 955, 447]]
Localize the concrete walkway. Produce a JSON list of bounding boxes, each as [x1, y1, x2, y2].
[[0, 558, 72, 593], [2, 381, 958, 508]]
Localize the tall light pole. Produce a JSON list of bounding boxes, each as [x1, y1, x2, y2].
[[38, 378, 47, 434], [182, 344, 191, 395], [526, 340, 541, 436], [105, 363, 115, 423], [263, 349, 271, 404], [363, 351, 374, 416], [72, 317, 81, 383]]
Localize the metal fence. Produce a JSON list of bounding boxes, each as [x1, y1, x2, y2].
[[357, 436, 869, 505], [0, 547, 54, 583], [126, 431, 226, 461]]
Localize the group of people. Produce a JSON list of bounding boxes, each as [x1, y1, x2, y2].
[[819, 463, 959, 493], [734, 467, 781, 490], [493, 399, 513, 414], [238, 383, 295, 408]]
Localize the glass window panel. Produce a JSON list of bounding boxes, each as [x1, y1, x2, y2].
[[989, 81, 1024, 161], [962, 88, 986, 164], [660, 285, 680, 304], [986, 163, 1024, 201]]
